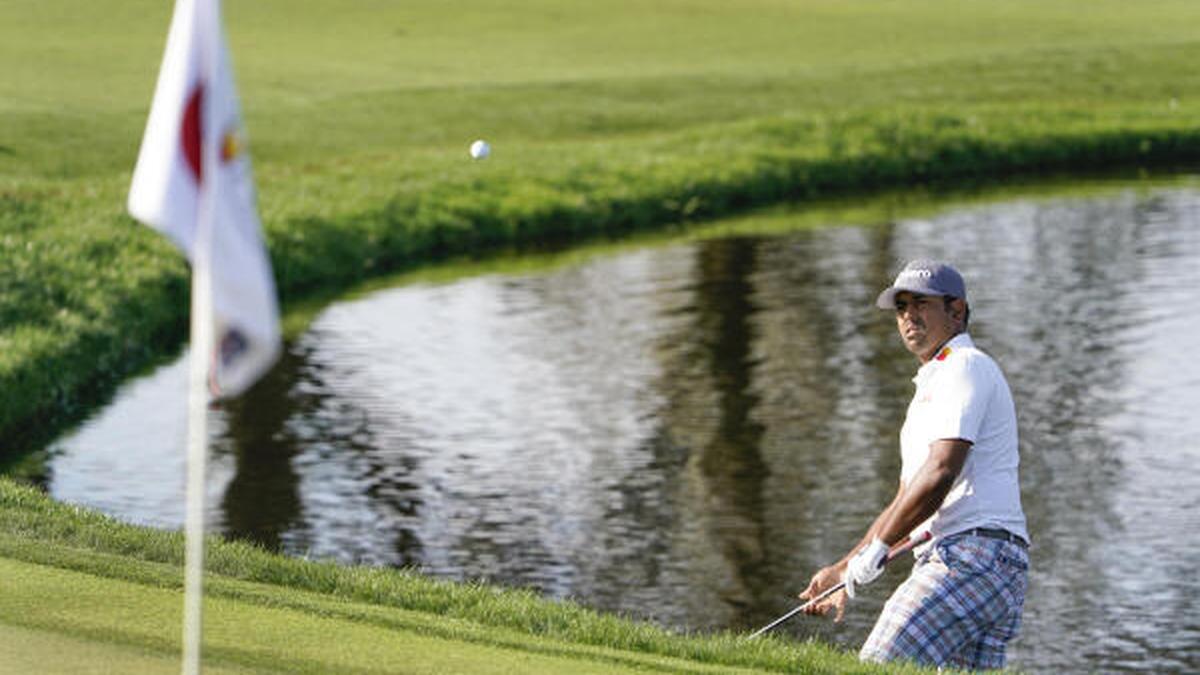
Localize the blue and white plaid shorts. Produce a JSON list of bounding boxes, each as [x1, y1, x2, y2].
[[859, 533, 1029, 670]]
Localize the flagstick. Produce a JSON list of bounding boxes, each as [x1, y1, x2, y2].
[[182, 167, 216, 675], [183, 2, 220, 668], [181, 260, 211, 675]]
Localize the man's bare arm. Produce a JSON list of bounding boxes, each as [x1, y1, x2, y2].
[[876, 439, 971, 546]]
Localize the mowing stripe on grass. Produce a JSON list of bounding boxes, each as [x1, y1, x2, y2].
[[0, 622, 255, 675], [0, 556, 779, 675]]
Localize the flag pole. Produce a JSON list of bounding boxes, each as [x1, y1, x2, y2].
[[183, 2, 219, 672], [181, 130, 215, 675], [181, 232, 212, 675]]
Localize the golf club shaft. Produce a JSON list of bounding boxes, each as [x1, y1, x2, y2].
[[748, 530, 932, 639], [748, 582, 844, 639]]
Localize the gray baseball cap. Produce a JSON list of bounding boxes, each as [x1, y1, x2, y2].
[[875, 260, 967, 309]]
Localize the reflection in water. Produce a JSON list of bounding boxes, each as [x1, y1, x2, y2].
[[42, 185, 1200, 673], [742, 223, 920, 648], [217, 345, 306, 551], [659, 237, 769, 629]]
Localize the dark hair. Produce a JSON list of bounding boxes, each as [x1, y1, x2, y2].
[[944, 296, 970, 328]]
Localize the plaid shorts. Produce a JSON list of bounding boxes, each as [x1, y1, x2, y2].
[[859, 533, 1029, 670]]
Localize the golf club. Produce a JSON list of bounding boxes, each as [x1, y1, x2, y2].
[[748, 530, 933, 639]]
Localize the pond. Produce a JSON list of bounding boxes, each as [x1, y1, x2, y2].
[[38, 179, 1200, 673]]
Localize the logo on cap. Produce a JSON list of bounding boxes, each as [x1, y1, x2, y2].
[[898, 269, 934, 281]]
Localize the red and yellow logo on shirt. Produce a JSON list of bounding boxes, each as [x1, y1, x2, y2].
[[936, 346, 952, 361]]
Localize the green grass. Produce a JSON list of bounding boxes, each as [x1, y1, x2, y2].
[[0, 622, 253, 675], [5, 0, 1200, 179], [0, 479, 924, 674], [0, 557, 766, 674], [0, 558, 770, 674]]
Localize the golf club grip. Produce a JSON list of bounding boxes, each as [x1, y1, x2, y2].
[[883, 530, 931, 564]]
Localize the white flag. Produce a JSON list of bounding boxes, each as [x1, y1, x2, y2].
[[128, 0, 280, 397]]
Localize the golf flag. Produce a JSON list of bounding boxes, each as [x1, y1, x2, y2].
[[128, 0, 280, 397]]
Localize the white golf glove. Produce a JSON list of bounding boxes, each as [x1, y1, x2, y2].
[[843, 538, 889, 599]]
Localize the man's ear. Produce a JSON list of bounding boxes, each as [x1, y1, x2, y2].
[[949, 298, 967, 322]]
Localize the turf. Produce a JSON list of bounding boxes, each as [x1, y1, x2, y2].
[[5, 0, 1200, 180], [0, 623, 252, 675], [0, 558, 760, 674]]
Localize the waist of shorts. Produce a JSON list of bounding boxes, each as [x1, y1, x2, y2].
[[949, 526, 1029, 549]]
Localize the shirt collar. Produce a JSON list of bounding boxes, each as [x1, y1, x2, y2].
[[913, 332, 974, 384]]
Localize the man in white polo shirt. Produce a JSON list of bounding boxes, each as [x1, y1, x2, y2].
[[797, 260, 1030, 670]]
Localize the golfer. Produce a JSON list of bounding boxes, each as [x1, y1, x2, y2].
[[798, 260, 1029, 670]]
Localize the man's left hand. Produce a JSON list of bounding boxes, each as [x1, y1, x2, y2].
[[843, 538, 889, 598]]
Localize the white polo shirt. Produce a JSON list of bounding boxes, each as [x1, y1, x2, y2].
[[900, 333, 1029, 547]]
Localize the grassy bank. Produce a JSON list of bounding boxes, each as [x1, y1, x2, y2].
[[0, 479, 925, 674], [4, 0, 1200, 450]]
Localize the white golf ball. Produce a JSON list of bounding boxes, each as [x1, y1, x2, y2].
[[469, 139, 490, 160]]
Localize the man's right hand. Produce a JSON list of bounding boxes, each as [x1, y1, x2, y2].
[[799, 564, 849, 622]]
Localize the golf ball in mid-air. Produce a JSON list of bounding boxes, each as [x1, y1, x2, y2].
[[469, 139, 490, 160]]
